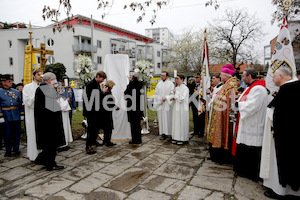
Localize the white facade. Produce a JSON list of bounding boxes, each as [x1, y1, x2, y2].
[[145, 27, 173, 47], [0, 17, 165, 83]]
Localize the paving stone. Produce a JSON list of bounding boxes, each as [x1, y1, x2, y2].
[[86, 187, 128, 200], [154, 146, 178, 155], [234, 177, 269, 200], [1, 157, 30, 168], [190, 175, 233, 193], [13, 196, 40, 200], [167, 153, 203, 168], [134, 153, 170, 171], [69, 172, 112, 193], [204, 191, 225, 200], [106, 168, 150, 192], [53, 189, 85, 200], [153, 163, 195, 180], [25, 177, 73, 198], [61, 153, 94, 167], [0, 166, 9, 173], [0, 166, 33, 181], [101, 156, 139, 176], [61, 161, 107, 181], [195, 163, 235, 178], [5, 176, 49, 197], [98, 149, 132, 163], [127, 144, 159, 160], [127, 189, 171, 200], [177, 185, 212, 200], [141, 175, 186, 195]]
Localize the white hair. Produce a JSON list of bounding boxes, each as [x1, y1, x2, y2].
[[276, 66, 293, 78], [43, 72, 56, 82]]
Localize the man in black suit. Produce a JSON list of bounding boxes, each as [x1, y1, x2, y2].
[[124, 73, 144, 144], [83, 71, 107, 154]]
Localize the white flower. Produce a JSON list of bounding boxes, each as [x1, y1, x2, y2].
[[134, 68, 140, 73], [85, 68, 90, 73]]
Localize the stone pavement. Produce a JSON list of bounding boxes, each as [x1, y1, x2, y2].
[[0, 134, 271, 200]]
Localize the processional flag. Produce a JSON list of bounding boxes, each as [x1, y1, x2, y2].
[[198, 29, 211, 114], [265, 18, 296, 103]]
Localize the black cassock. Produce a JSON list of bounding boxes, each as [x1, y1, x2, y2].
[[34, 82, 65, 167], [269, 80, 300, 191], [124, 79, 144, 143]]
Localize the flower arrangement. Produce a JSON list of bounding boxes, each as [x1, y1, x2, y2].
[[134, 59, 154, 87], [74, 54, 95, 88]]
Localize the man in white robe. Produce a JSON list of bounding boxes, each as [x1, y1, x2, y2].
[[153, 71, 174, 140], [22, 70, 43, 161], [260, 67, 300, 199], [233, 68, 268, 181], [167, 75, 189, 145]]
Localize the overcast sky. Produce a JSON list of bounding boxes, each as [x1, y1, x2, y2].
[[1, 0, 281, 63]]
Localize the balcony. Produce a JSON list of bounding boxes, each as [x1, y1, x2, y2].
[[73, 44, 97, 53]]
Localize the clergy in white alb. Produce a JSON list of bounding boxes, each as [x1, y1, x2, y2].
[[22, 70, 43, 161], [260, 67, 300, 198], [233, 69, 268, 181], [166, 75, 189, 145], [59, 97, 73, 148], [153, 71, 174, 140]]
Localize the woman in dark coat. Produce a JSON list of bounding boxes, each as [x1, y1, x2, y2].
[[124, 74, 144, 144], [101, 80, 117, 146]]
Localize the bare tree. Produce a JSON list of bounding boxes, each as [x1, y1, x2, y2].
[[271, 0, 300, 25], [209, 8, 265, 68], [166, 28, 206, 73], [42, 0, 221, 32]]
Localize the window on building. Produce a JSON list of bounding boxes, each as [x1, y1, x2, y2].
[[87, 40, 91, 44], [97, 56, 102, 64], [48, 56, 55, 64], [157, 62, 161, 68], [157, 51, 161, 57], [8, 40, 12, 49], [9, 57, 13, 66], [47, 38, 54, 46], [81, 39, 85, 44], [97, 40, 102, 48]]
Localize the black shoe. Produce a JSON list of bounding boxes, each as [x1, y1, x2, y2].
[[4, 152, 12, 157], [160, 135, 166, 140], [86, 146, 96, 154], [57, 146, 70, 152], [47, 165, 64, 171], [13, 150, 21, 157], [264, 189, 282, 199], [106, 142, 116, 147]]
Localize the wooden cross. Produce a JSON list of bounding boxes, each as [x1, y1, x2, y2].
[[23, 21, 54, 85]]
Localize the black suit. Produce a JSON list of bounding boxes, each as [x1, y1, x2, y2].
[[83, 78, 103, 147], [124, 79, 144, 143]]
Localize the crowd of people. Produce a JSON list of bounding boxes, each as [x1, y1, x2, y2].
[[0, 64, 300, 199]]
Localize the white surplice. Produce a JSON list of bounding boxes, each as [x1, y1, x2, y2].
[[23, 81, 41, 161], [60, 97, 73, 146], [236, 85, 268, 146], [153, 80, 174, 136], [167, 84, 189, 142]]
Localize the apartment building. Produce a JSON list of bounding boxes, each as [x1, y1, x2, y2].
[[0, 15, 167, 83]]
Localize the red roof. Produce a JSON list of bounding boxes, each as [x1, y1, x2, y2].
[[57, 14, 155, 43], [209, 63, 249, 73]]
